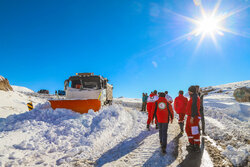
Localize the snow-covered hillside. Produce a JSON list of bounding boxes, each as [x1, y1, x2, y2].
[[0, 86, 46, 118], [202, 81, 250, 166], [0, 86, 62, 118]]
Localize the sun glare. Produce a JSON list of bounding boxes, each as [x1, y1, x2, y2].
[[163, 1, 249, 50], [142, 1, 249, 55], [196, 16, 220, 35]]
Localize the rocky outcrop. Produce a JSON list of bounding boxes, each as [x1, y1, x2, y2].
[[233, 87, 250, 102], [0, 76, 13, 91]]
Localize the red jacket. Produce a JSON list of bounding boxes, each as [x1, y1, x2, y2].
[[186, 95, 200, 117], [152, 97, 174, 123], [174, 94, 188, 114], [147, 93, 158, 112]]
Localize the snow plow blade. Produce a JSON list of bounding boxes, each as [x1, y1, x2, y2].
[[49, 99, 101, 114]]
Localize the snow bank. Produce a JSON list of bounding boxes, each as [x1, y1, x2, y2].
[[0, 103, 146, 166], [202, 80, 250, 166]]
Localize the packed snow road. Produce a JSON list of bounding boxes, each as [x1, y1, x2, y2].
[[93, 119, 213, 167], [69, 101, 214, 167]]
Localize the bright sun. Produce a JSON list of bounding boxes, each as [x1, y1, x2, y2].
[[196, 16, 220, 35], [146, 1, 249, 53]]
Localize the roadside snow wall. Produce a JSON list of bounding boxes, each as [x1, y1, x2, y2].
[[0, 103, 146, 166]]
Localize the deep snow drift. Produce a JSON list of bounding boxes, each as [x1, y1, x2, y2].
[[0, 103, 146, 166]]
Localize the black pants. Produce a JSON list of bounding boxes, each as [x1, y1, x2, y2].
[[158, 123, 169, 149], [141, 102, 146, 111], [200, 109, 205, 133]]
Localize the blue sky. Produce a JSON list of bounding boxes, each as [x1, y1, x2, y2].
[[0, 0, 249, 98]]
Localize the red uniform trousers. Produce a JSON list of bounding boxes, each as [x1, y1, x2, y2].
[[178, 113, 185, 123], [147, 103, 157, 125], [185, 116, 200, 145]]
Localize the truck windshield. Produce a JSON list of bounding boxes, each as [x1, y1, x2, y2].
[[83, 81, 99, 89], [70, 76, 101, 89]]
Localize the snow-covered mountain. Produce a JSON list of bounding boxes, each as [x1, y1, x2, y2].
[[0, 81, 249, 166]]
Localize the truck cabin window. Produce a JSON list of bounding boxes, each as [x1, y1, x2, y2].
[[84, 82, 99, 89], [71, 80, 100, 89]]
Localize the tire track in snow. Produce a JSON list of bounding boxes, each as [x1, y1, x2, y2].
[[96, 120, 182, 167], [71, 105, 146, 166], [72, 105, 213, 167]]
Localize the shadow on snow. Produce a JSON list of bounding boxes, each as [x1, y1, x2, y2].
[[177, 137, 205, 167], [95, 129, 158, 167], [95, 131, 205, 167], [142, 133, 183, 167]]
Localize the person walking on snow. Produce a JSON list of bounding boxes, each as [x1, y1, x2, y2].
[[165, 91, 173, 103], [144, 93, 148, 111], [195, 85, 206, 135], [174, 90, 188, 133], [153, 92, 174, 154], [185, 86, 201, 152], [141, 93, 147, 111], [147, 90, 159, 130]]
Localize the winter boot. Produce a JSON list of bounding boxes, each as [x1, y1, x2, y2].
[[147, 124, 150, 131], [161, 146, 166, 154], [194, 144, 201, 152], [186, 144, 194, 152]]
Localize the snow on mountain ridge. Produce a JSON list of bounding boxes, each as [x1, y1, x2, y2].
[[202, 80, 250, 95], [11, 85, 34, 93], [211, 80, 250, 88], [0, 76, 5, 81]]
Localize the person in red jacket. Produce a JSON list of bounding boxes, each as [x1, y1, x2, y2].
[[152, 92, 174, 154], [146, 90, 159, 130], [185, 86, 201, 152], [174, 90, 188, 133]]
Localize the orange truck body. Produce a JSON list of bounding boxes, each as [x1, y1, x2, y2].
[[49, 99, 101, 114]]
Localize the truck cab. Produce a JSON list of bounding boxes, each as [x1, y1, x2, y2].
[[64, 73, 113, 105]]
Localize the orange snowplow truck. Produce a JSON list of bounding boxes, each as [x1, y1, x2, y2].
[[49, 73, 113, 114]]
